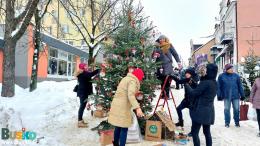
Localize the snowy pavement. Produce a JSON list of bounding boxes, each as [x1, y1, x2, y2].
[[0, 80, 259, 146]]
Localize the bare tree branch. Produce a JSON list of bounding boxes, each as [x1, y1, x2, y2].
[[13, 0, 40, 41], [40, 0, 52, 18], [14, 0, 33, 24]]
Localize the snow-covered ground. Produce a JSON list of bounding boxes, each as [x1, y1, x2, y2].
[[0, 80, 259, 146]]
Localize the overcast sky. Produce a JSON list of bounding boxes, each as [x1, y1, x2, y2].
[[141, 0, 221, 65]]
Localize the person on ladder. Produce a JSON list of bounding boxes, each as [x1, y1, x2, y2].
[[153, 35, 181, 99]]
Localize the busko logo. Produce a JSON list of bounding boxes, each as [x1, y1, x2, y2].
[[1, 128, 37, 141], [149, 125, 158, 134]]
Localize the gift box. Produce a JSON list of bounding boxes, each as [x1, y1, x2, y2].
[[99, 129, 114, 146]]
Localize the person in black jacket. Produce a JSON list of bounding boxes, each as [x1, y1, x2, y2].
[[75, 63, 100, 128], [174, 67, 199, 127], [185, 64, 218, 146]]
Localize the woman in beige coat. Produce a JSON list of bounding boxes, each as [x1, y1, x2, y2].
[[108, 68, 145, 146]]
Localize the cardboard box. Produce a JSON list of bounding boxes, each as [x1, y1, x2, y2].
[[99, 129, 114, 146], [156, 111, 175, 131], [145, 120, 162, 141]]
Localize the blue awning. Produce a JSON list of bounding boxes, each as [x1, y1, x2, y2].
[[41, 33, 88, 58]]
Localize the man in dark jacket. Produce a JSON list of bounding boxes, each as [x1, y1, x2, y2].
[[185, 63, 218, 146], [153, 35, 181, 99], [217, 64, 245, 128], [174, 67, 199, 127], [75, 63, 100, 128]]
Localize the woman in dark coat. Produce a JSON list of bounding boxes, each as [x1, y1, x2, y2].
[[75, 63, 100, 128], [153, 35, 181, 99], [185, 64, 218, 146]]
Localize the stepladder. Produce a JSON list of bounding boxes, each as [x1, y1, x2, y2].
[[153, 75, 178, 120]]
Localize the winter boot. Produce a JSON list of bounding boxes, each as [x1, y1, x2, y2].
[[257, 133, 260, 137], [235, 123, 240, 128], [78, 120, 88, 128], [175, 120, 184, 127], [225, 124, 230, 128], [113, 141, 119, 146]]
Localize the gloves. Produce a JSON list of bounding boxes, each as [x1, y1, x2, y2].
[[240, 96, 246, 101]]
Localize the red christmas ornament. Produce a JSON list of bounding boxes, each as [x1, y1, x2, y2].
[[135, 92, 144, 100], [131, 48, 137, 55], [153, 52, 160, 58]]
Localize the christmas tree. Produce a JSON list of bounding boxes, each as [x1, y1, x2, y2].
[[90, 1, 160, 134], [243, 49, 259, 86]]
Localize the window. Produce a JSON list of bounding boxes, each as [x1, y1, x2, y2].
[[61, 25, 69, 34], [58, 60, 67, 75], [50, 48, 58, 57], [48, 47, 77, 77], [48, 58, 58, 75], [80, 9, 85, 17]]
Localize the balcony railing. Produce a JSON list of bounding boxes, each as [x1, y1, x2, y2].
[[220, 33, 233, 44]]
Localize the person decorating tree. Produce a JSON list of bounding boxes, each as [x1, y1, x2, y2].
[[74, 63, 100, 128], [108, 68, 145, 146], [153, 35, 181, 99]]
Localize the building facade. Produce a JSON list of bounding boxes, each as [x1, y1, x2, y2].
[[0, 24, 88, 88], [214, 0, 260, 71], [190, 38, 216, 66]]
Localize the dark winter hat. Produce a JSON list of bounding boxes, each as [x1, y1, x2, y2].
[[185, 68, 196, 77], [79, 63, 87, 70], [132, 68, 144, 82], [205, 64, 218, 80], [224, 64, 233, 71], [156, 35, 168, 42]]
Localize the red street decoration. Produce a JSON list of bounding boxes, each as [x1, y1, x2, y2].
[[135, 92, 144, 100], [153, 52, 160, 58], [131, 48, 137, 55], [140, 37, 145, 45], [125, 49, 129, 56]]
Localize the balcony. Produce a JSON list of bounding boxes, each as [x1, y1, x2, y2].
[[220, 33, 233, 44]]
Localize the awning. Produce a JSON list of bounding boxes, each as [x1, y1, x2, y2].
[[41, 33, 88, 58], [210, 45, 218, 50], [215, 45, 228, 61], [221, 38, 232, 44]]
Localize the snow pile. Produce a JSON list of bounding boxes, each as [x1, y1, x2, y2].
[[0, 81, 259, 146]]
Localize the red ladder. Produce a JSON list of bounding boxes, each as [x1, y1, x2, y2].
[[153, 75, 178, 120]]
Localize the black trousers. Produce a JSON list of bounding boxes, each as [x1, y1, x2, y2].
[[192, 121, 212, 146], [176, 99, 189, 121], [257, 109, 260, 132], [78, 96, 88, 121]]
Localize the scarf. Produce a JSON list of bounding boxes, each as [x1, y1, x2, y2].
[[160, 41, 171, 54]]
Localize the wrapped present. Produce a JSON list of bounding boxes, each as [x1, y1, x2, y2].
[[99, 129, 114, 146]]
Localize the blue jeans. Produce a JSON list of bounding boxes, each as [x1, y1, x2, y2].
[[114, 126, 128, 146], [192, 121, 212, 146], [224, 98, 240, 125]]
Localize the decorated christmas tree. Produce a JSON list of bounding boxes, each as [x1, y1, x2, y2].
[[243, 49, 258, 86], [90, 1, 160, 134]]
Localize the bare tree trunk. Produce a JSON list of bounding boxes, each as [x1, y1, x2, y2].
[[1, 0, 40, 97], [2, 38, 16, 97], [29, 9, 41, 92]]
